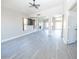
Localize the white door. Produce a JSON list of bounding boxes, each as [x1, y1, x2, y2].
[[68, 10, 77, 44]]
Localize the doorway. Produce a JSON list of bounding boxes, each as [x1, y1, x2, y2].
[[52, 15, 63, 37], [54, 15, 63, 30]]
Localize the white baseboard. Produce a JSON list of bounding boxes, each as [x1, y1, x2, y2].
[[63, 37, 77, 45], [67, 40, 77, 45], [1, 29, 41, 43]]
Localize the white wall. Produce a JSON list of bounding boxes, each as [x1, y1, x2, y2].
[[63, 11, 69, 44], [1, 8, 37, 42], [66, 0, 77, 10], [63, 0, 77, 44]]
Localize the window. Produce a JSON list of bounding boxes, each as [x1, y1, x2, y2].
[[28, 19, 35, 25], [23, 18, 36, 31], [55, 17, 62, 21], [55, 22, 62, 29], [54, 15, 63, 29]]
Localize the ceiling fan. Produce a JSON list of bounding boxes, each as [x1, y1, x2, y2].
[[29, 0, 40, 9]]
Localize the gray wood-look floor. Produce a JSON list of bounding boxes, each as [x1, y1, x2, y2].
[[1, 30, 77, 59]]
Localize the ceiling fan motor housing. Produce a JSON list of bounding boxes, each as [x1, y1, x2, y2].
[[33, 0, 35, 2]]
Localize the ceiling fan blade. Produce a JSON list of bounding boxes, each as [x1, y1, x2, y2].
[[36, 4, 40, 6], [29, 6, 33, 7], [28, 0, 40, 9], [33, 0, 35, 1], [35, 6, 39, 9], [29, 2, 33, 5]]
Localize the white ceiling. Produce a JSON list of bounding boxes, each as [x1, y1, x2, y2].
[[72, 4, 77, 12], [2, 0, 63, 16]]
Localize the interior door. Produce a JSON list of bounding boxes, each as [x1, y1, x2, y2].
[[68, 5, 77, 44]]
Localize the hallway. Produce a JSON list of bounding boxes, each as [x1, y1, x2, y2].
[[1, 30, 77, 59]]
